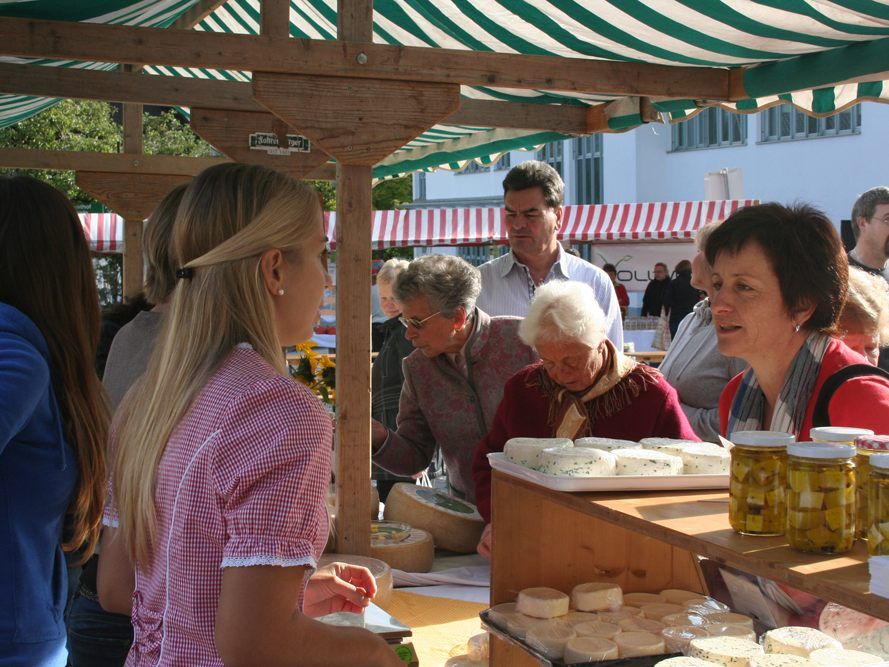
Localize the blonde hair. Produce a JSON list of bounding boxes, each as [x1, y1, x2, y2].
[[113, 163, 323, 564], [519, 280, 606, 349], [376, 258, 409, 286], [143, 183, 186, 305], [839, 266, 889, 346]]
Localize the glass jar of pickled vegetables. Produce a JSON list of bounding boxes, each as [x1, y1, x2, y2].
[[868, 453, 889, 556], [810, 427, 874, 445], [786, 443, 857, 554], [855, 435, 889, 539], [729, 431, 794, 536]]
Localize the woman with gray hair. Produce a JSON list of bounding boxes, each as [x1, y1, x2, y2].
[[472, 280, 695, 554], [371, 254, 537, 503]]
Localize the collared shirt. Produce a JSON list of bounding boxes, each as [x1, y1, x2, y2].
[[476, 245, 624, 348]]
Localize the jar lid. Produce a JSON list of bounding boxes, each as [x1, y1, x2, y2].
[[856, 434, 889, 451], [810, 426, 874, 442], [788, 442, 856, 459], [729, 430, 795, 447], [871, 453, 889, 470]]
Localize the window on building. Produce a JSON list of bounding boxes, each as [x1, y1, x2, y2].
[[537, 140, 563, 175], [759, 103, 861, 142], [573, 135, 603, 205], [671, 107, 747, 151], [455, 153, 512, 175]]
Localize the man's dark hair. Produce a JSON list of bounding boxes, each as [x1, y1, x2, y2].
[[502, 160, 564, 208]]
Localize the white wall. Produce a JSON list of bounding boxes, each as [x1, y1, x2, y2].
[[602, 129, 640, 204]]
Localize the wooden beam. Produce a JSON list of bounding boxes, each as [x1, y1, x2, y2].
[[448, 98, 588, 134], [190, 107, 330, 177], [122, 94, 145, 298], [0, 148, 229, 174], [261, 0, 290, 39], [0, 17, 732, 100], [254, 73, 461, 165], [170, 0, 230, 30], [76, 172, 191, 222]]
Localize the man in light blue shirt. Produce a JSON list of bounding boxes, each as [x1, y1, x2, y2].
[[476, 160, 623, 348]]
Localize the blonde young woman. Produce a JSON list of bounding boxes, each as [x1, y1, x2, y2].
[[98, 164, 402, 667]]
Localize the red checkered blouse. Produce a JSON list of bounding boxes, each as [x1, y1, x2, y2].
[[106, 344, 332, 666]]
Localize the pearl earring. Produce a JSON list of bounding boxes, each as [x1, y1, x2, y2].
[[793, 322, 800, 333], [277, 288, 285, 296]]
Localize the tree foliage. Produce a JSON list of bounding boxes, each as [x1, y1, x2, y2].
[[143, 108, 216, 157]]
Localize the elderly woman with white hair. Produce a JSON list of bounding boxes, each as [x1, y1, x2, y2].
[[472, 280, 696, 554]]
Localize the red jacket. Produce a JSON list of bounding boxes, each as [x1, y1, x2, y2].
[[472, 362, 699, 522], [719, 339, 889, 440]]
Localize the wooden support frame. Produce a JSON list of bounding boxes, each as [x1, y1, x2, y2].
[[0, 148, 228, 175], [75, 172, 192, 222]]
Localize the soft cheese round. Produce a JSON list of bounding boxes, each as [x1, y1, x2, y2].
[[762, 626, 843, 656], [640, 602, 685, 621], [655, 658, 721, 667], [573, 620, 621, 639], [563, 636, 619, 663], [623, 591, 666, 607], [660, 588, 709, 605], [619, 616, 666, 634], [525, 619, 576, 660], [640, 437, 704, 454], [574, 436, 640, 451], [506, 613, 546, 640], [706, 612, 753, 630], [808, 647, 883, 665], [597, 607, 643, 623], [570, 582, 623, 611], [680, 444, 731, 475], [661, 612, 708, 627], [703, 623, 756, 641], [487, 602, 518, 629], [613, 448, 683, 475], [504, 437, 573, 469], [516, 587, 570, 619], [662, 625, 711, 653], [539, 447, 616, 477], [614, 630, 665, 658], [689, 636, 764, 666], [748, 656, 813, 667], [563, 610, 600, 626]]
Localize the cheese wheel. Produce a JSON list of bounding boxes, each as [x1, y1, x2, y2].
[[466, 632, 489, 662], [487, 602, 518, 629], [809, 647, 883, 665], [662, 612, 708, 627], [597, 607, 643, 623], [525, 619, 576, 660], [680, 444, 731, 475], [516, 587, 570, 619], [619, 616, 666, 634], [614, 630, 665, 657], [573, 620, 621, 639], [688, 636, 764, 666], [563, 636, 619, 663], [662, 625, 711, 653], [686, 598, 731, 615], [641, 602, 685, 620], [640, 437, 702, 454], [563, 610, 600, 626], [706, 612, 753, 630], [574, 436, 640, 451], [383, 483, 484, 553], [368, 527, 434, 573], [747, 655, 813, 667], [623, 591, 666, 607], [317, 554, 392, 609], [614, 448, 684, 475], [504, 437, 573, 469], [703, 623, 756, 642], [506, 613, 546, 640], [570, 582, 623, 611], [539, 446, 616, 476], [762, 626, 843, 656], [660, 588, 708, 605], [655, 658, 722, 667]]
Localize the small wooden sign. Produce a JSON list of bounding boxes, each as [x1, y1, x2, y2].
[[248, 131, 311, 155]]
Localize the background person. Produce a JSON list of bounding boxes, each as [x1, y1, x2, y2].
[[847, 186, 889, 282], [0, 175, 109, 666], [659, 222, 746, 442], [662, 259, 700, 338], [472, 280, 697, 557], [711, 203, 889, 439], [836, 266, 889, 366], [371, 254, 537, 503], [98, 164, 402, 667], [641, 262, 670, 317], [602, 263, 629, 319]]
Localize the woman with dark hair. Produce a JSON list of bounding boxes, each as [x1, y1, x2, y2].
[[662, 258, 701, 338], [711, 203, 889, 439], [0, 175, 110, 666], [602, 263, 629, 318]]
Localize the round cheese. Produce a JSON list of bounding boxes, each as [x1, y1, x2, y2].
[[703, 623, 756, 642], [317, 553, 393, 609], [613, 448, 683, 475], [368, 526, 434, 573], [539, 447, 616, 477], [466, 632, 488, 662], [487, 602, 518, 629], [809, 647, 883, 665], [662, 625, 711, 653], [570, 581, 623, 611], [640, 437, 703, 454], [641, 602, 685, 620], [747, 655, 813, 667], [525, 619, 576, 660], [383, 483, 484, 554], [370, 520, 412, 546], [655, 658, 722, 667], [762, 626, 843, 656], [506, 613, 546, 640], [619, 616, 666, 634], [504, 437, 573, 469], [686, 598, 731, 615], [573, 620, 621, 639], [597, 607, 643, 623], [660, 588, 708, 605], [706, 612, 753, 630], [563, 636, 619, 662], [680, 444, 731, 475], [563, 610, 600, 626], [689, 636, 764, 666], [516, 587, 570, 619], [662, 612, 708, 627], [614, 630, 665, 657], [623, 591, 666, 607], [574, 436, 640, 451]]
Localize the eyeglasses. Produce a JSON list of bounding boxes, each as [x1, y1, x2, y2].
[[399, 311, 441, 330]]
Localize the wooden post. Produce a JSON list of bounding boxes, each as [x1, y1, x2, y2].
[[261, 0, 290, 39], [122, 97, 144, 298]]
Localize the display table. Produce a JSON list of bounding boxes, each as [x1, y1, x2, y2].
[[489, 471, 888, 666]]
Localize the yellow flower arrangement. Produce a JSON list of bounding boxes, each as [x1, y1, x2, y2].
[[289, 341, 336, 406]]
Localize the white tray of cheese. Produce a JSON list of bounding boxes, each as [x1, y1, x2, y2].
[[488, 453, 729, 493]]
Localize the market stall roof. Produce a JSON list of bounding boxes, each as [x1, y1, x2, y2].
[[82, 199, 754, 252], [3, 2, 889, 177]]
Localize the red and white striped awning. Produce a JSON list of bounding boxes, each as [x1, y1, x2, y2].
[[82, 200, 756, 253]]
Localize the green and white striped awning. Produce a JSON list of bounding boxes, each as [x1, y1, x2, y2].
[[3, 0, 889, 176]]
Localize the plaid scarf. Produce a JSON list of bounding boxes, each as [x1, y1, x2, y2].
[[726, 331, 831, 438]]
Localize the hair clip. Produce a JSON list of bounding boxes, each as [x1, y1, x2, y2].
[[175, 267, 195, 280]]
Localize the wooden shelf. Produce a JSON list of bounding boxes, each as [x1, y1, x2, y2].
[[489, 471, 887, 666]]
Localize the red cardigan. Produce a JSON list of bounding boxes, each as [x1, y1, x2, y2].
[[472, 362, 699, 522], [719, 339, 889, 440]]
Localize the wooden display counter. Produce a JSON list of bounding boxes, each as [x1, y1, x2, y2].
[[489, 471, 888, 666]]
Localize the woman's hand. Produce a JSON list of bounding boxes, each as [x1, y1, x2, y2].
[[477, 523, 492, 560], [303, 562, 377, 618]]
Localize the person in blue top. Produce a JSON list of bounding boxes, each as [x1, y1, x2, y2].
[[0, 175, 109, 666]]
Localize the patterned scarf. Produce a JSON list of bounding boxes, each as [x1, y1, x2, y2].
[[532, 339, 658, 440], [726, 331, 831, 438]]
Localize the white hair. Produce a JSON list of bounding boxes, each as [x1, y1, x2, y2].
[[519, 280, 607, 349], [377, 258, 409, 285]]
